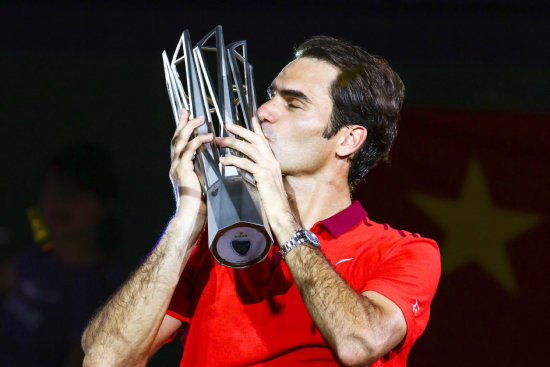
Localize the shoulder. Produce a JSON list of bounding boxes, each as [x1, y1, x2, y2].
[[357, 218, 440, 277], [349, 217, 438, 256], [322, 215, 438, 262], [353, 218, 440, 296], [324, 217, 440, 289]]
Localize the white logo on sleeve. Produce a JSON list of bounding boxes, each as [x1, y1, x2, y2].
[[412, 299, 420, 316], [335, 258, 354, 265]]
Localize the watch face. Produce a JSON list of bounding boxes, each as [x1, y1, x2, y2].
[[304, 230, 320, 246]]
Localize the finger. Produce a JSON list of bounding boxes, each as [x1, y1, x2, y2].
[[173, 114, 205, 143], [171, 116, 209, 159], [172, 132, 212, 164], [224, 121, 259, 144], [179, 133, 214, 162], [251, 116, 265, 137], [172, 110, 192, 145], [214, 136, 258, 162], [171, 110, 190, 147], [170, 133, 213, 177], [177, 109, 190, 126], [219, 155, 256, 175], [172, 115, 205, 149]]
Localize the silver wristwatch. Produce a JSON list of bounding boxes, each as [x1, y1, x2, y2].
[[279, 229, 321, 259]]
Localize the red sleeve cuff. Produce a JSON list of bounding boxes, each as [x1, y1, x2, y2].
[[166, 309, 190, 324], [363, 279, 417, 351]]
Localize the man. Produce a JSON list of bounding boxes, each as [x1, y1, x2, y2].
[[0, 143, 122, 367], [82, 36, 440, 366]]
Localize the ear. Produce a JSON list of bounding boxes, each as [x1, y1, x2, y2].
[[335, 125, 367, 158]]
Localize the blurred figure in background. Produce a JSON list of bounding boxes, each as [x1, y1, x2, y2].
[[0, 142, 123, 367]]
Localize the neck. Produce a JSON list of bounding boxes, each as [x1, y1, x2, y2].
[[283, 173, 352, 229]]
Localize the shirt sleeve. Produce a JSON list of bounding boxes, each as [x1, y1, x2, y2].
[[360, 237, 441, 352], [166, 271, 194, 324], [166, 235, 208, 324]]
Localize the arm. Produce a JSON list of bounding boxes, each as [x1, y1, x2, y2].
[[284, 246, 406, 366], [81, 111, 212, 367], [216, 120, 406, 366]]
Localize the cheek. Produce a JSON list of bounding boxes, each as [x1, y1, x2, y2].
[[42, 195, 58, 216], [282, 116, 326, 142], [72, 196, 104, 224], [50, 195, 105, 233], [292, 120, 330, 150], [277, 131, 332, 171], [270, 113, 331, 162], [42, 194, 71, 227]]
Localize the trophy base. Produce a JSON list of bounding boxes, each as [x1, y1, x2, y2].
[[210, 222, 271, 268], [207, 176, 273, 268]]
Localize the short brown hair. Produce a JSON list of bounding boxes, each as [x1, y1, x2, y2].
[[295, 36, 404, 186]]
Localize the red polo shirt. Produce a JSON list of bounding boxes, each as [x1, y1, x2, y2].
[[167, 201, 440, 366]]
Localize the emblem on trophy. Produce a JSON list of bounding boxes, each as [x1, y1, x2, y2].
[[162, 26, 273, 268]]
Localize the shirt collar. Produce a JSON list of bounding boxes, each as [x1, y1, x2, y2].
[[316, 200, 368, 238]]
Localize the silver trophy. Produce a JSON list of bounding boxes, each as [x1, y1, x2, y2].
[[162, 26, 273, 268]]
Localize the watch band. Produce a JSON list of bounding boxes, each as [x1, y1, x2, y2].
[[279, 229, 321, 259]]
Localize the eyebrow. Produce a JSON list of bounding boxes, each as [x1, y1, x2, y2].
[[267, 85, 312, 104]]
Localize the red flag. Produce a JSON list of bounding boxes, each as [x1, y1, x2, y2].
[[355, 107, 550, 366]]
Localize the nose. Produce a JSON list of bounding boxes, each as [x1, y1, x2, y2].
[[257, 99, 278, 124]]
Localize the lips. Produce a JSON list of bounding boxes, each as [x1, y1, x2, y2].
[[261, 125, 274, 142]]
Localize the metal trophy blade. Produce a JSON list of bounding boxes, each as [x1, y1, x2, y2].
[[162, 26, 273, 268]]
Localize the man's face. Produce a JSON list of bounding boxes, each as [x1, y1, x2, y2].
[[257, 57, 340, 177], [41, 171, 105, 241]]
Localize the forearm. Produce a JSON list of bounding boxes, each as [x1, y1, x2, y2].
[[82, 214, 200, 367], [284, 246, 390, 366], [270, 216, 374, 364]]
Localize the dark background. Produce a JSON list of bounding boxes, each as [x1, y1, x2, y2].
[[1, 1, 549, 365]]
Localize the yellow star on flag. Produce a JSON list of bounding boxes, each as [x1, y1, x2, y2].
[[410, 160, 542, 293]]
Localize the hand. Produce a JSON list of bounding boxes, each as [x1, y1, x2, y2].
[[215, 118, 300, 239], [169, 110, 213, 222]]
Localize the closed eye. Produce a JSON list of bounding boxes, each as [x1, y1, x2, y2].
[[267, 85, 312, 106], [287, 100, 302, 109]]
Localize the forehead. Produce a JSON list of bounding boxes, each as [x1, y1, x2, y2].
[[273, 57, 340, 102]]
